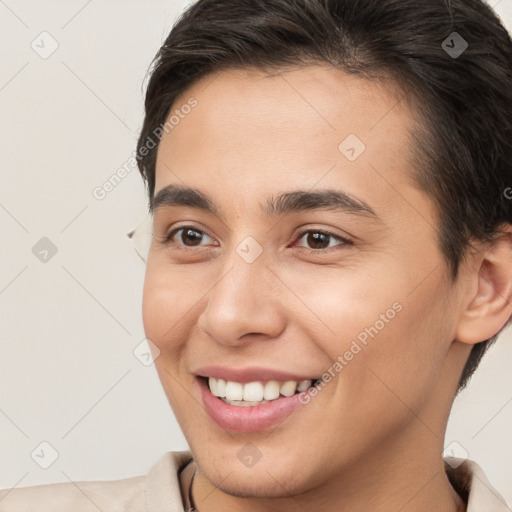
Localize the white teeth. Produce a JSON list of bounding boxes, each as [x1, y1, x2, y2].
[[216, 378, 226, 397], [243, 381, 264, 401], [209, 377, 218, 396], [280, 380, 298, 397], [225, 381, 243, 401], [207, 376, 314, 404], [263, 380, 280, 400]]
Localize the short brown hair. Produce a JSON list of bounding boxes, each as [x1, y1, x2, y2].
[[136, 0, 512, 391]]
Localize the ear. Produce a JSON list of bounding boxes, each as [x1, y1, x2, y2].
[[456, 224, 512, 345]]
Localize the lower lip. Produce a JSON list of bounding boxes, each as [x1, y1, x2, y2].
[[197, 377, 307, 432]]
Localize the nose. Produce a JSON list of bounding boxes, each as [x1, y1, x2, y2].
[[196, 250, 287, 347]]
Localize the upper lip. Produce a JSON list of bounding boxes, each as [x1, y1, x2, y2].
[[195, 365, 319, 383]]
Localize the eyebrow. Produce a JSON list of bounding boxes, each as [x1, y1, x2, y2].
[[151, 184, 380, 221]]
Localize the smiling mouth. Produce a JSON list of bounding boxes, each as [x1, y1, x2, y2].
[[202, 376, 321, 406]]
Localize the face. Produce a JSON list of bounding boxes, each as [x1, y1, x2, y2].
[[142, 65, 465, 497]]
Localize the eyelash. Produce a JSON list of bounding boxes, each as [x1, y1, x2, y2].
[[161, 225, 352, 254]]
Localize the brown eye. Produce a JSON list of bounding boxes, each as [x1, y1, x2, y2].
[[304, 232, 330, 249], [294, 230, 352, 252], [165, 226, 216, 248], [178, 228, 204, 246]]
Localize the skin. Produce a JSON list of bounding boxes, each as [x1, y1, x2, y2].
[[142, 65, 512, 512]]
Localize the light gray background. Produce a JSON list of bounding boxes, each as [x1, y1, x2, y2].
[[1, 0, 511, 504]]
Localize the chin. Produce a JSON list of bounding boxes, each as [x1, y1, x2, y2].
[[194, 450, 314, 498], [204, 469, 305, 499]]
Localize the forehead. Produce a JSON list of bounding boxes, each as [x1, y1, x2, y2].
[[154, 64, 430, 227]]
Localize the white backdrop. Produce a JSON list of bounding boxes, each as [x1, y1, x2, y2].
[[1, 0, 511, 505]]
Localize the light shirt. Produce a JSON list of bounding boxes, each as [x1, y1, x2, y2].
[[0, 451, 509, 511]]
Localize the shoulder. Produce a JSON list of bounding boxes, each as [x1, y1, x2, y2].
[[0, 451, 193, 512], [0, 475, 145, 512], [444, 457, 511, 511]]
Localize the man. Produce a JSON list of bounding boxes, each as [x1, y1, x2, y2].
[[1, 0, 511, 510]]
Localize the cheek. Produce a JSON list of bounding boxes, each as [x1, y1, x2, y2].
[[283, 263, 403, 355], [142, 261, 203, 419], [351, 279, 455, 411], [142, 257, 186, 354], [142, 275, 167, 347], [290, 262, 451, 402]]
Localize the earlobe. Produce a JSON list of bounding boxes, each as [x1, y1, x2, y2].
[[456, 225, 512, 345]]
